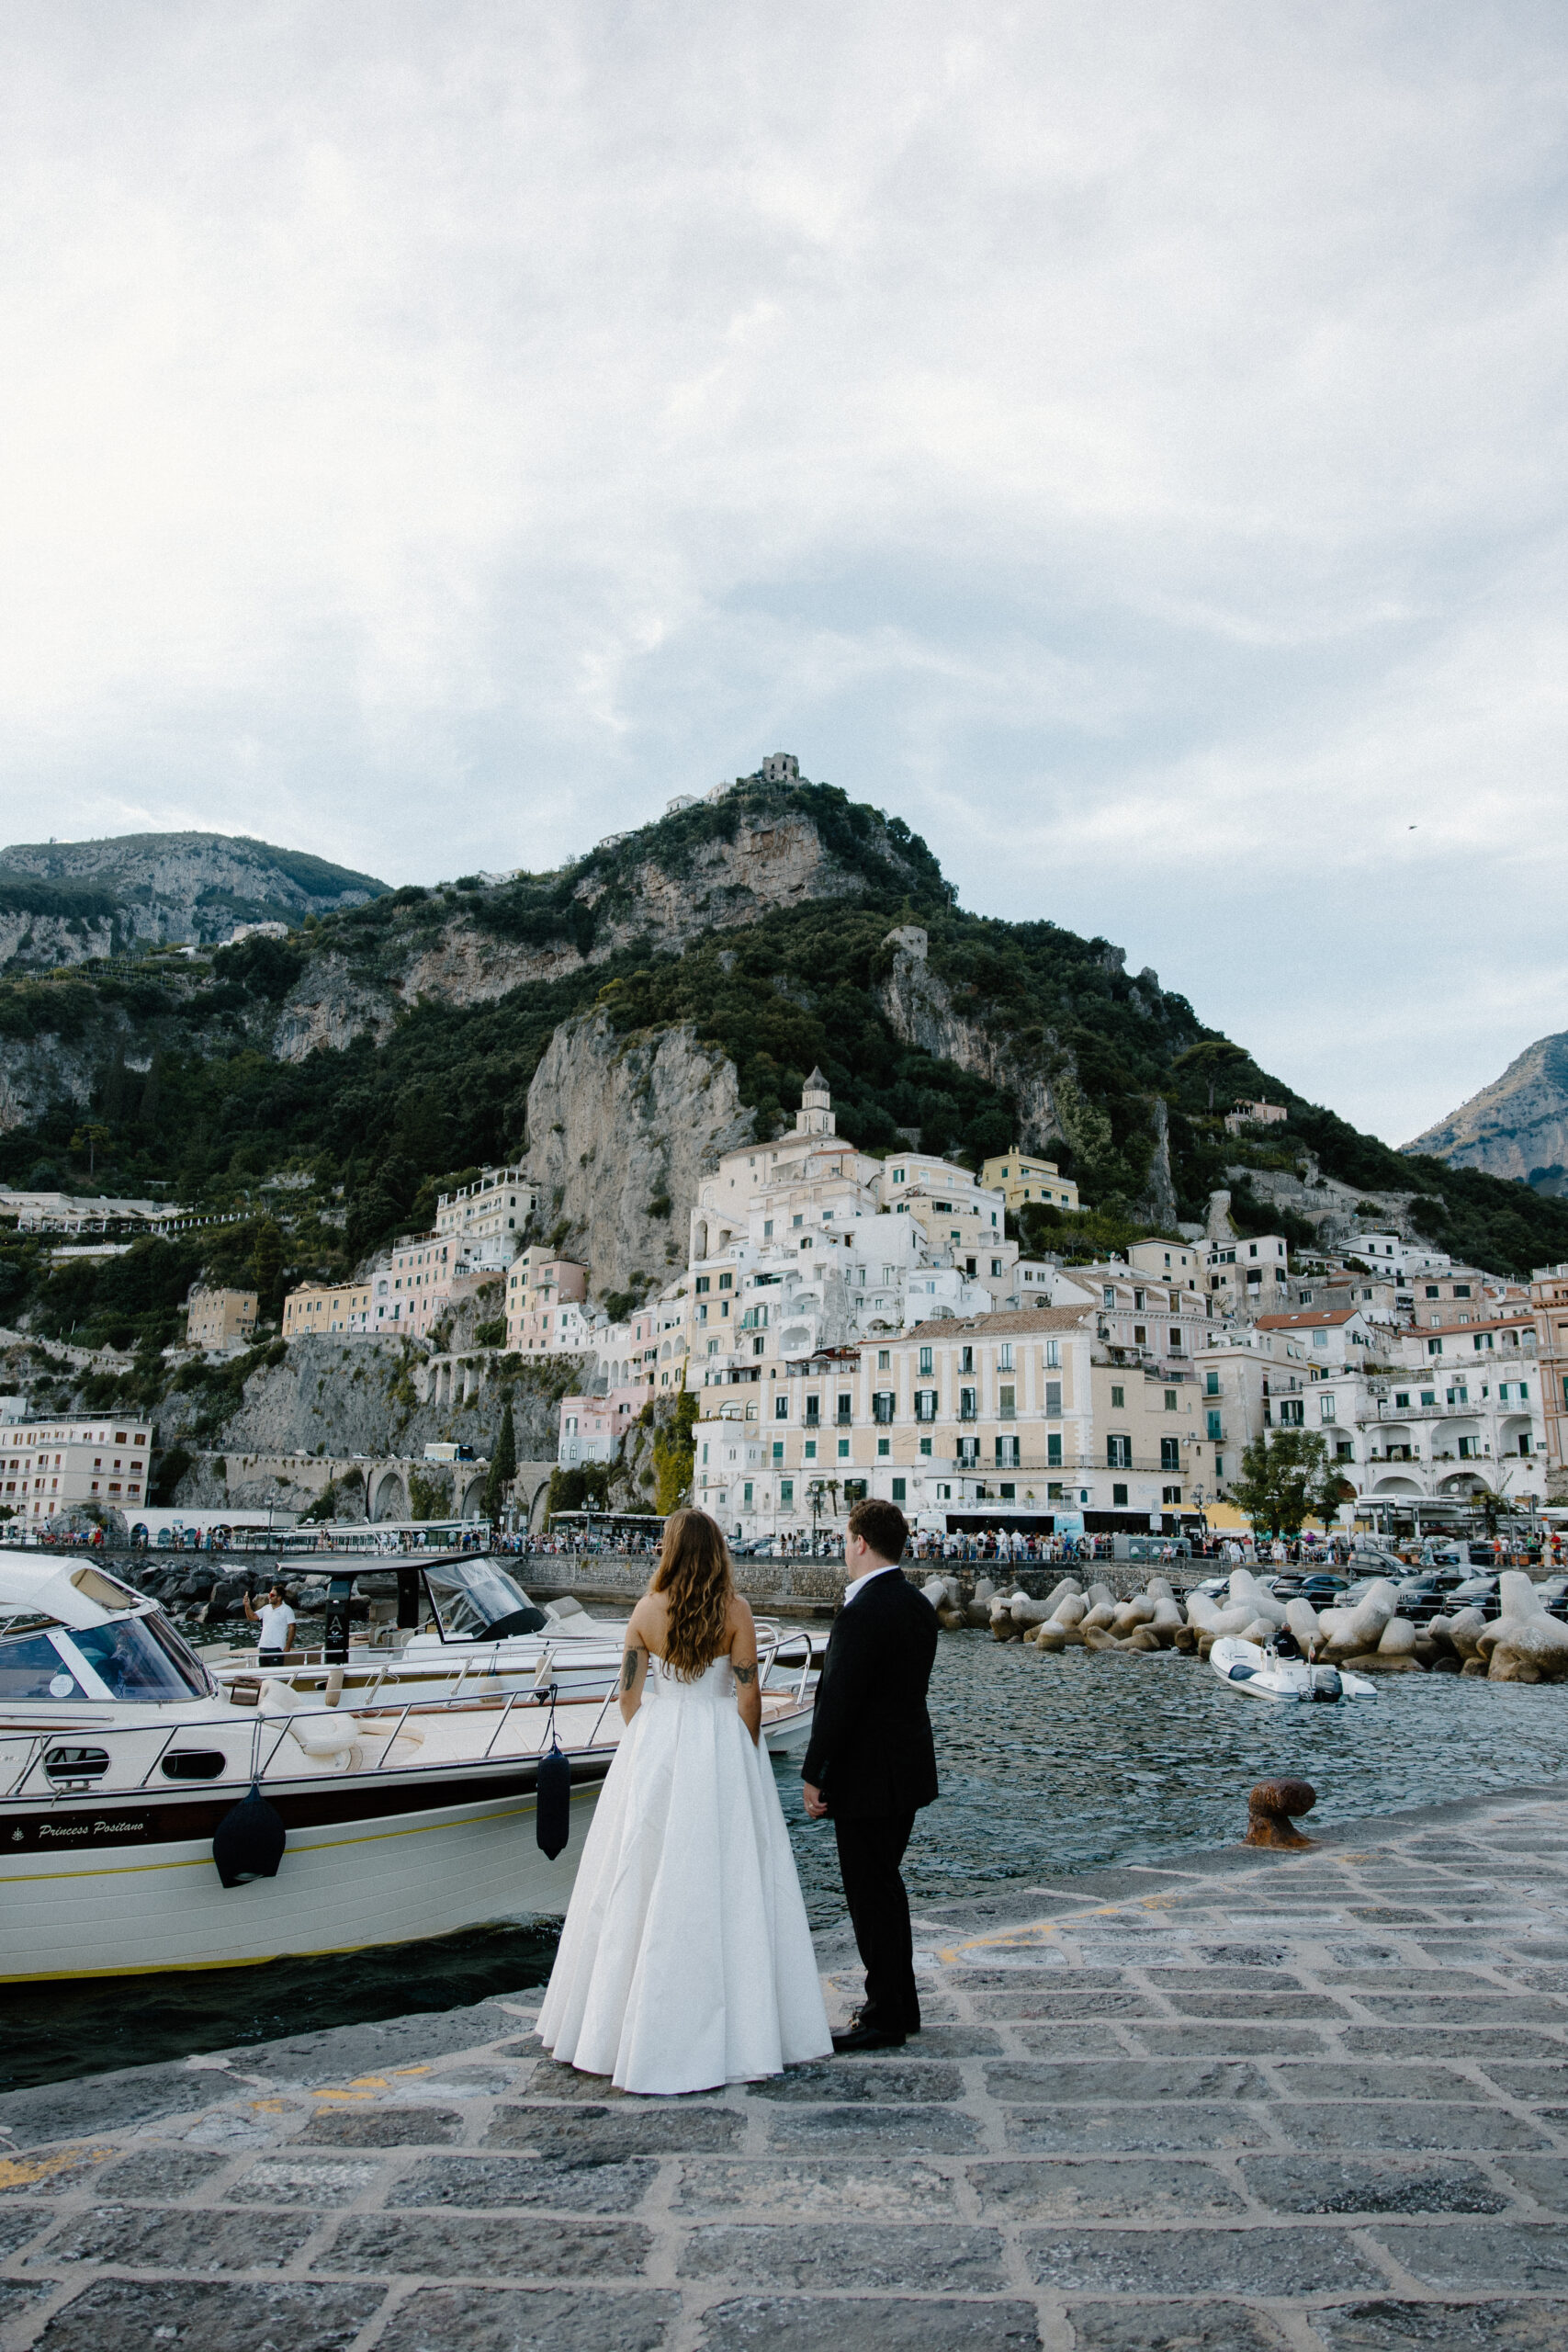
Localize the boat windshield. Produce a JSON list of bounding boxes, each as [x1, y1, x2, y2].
[[61, 1610, 215, 1702], [0, 1627, 84, 1701], [423, 1560, 537, 1642]]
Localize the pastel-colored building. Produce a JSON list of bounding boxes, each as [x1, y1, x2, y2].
[[186, 1287, 257, 1351], [558, 1385, 648, 1464], [282, 1279, 373, 1338], [979, 1150, 1080, 1215], [434, 1163, 536, 1251], [504, 1250, 590, 1355], [0, 1415, 151, 1521], [1206, 1235, 1291, 1318], [1223, 1100, 1288, 1135]]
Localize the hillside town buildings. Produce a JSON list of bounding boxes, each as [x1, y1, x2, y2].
[[251, 1067, 1564, 1544]]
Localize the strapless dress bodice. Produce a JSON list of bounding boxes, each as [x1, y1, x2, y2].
[[642, 1655, 735, 1707]]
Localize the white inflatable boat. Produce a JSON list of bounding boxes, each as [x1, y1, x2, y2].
[[1210, 1634, 1377, 1703]]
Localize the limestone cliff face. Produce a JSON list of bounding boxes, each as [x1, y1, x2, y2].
[[583, 809, 869, 950], [524, 1009, 755, 1295], [876, 932, 1062, 1151], [1228, 1157, 1418, 1244], [0, 908, 117, 974], [0, 1035, 99, 1132], [394, 921, 586, 1010], [272, 956, 399, 1063], [172, 1334, 570, 1462], [1138, 1096, 1179, 1228], [1403, 1031, 1568, 1184]]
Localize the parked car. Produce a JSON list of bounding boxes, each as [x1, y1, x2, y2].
[[1391, 1575, 1461, 1625], [1298, 1573, 1348, 1604], [1448, 1573, 1502, 1621]]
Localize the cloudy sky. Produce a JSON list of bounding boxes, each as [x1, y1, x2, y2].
[[2, 2, 1565, 1145]]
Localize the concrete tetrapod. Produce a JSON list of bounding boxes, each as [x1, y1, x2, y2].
[[1472, 1576, 1568, 1681]]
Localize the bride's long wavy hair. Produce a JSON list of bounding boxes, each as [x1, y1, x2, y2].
[[650, 1509, 734, 1680]]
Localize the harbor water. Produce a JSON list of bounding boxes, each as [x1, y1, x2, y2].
[[6, 1626, 1566, 2091]]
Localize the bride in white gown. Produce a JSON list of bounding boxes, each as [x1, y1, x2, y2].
[[537, 1509, 832, 2095]]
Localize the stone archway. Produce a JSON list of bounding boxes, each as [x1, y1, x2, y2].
[[457, 1472, 489, 1519], [370, 1466, 409, 1522]]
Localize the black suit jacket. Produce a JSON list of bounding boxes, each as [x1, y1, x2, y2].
[[801, 1566, 940, 1819]]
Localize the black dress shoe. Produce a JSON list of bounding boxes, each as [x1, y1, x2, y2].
[[831, 2022, 906, 2052]]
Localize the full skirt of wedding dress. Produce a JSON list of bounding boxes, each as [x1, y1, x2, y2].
[[536, 1658, 832, 2094]]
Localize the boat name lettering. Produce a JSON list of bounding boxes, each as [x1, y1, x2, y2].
[[28, 1818, 149, 1840]]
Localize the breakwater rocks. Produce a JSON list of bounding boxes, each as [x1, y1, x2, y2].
[[921, 1566, 1568, 1684]]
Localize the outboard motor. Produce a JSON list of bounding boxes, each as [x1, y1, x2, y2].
[[1309, 1666, 1343, 1703]]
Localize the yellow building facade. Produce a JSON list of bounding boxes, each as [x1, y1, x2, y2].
[[981, 1150, 1080, 1215]]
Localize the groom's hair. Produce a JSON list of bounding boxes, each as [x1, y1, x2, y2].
[[848, 1498, 908, 1566]]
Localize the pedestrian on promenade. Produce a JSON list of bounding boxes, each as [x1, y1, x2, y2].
[[802, 1498, 940, 2054], [244, 1584, 296, 1667]]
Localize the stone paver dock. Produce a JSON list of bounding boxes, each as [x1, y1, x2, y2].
[[6, 1787, 1568, 2349]]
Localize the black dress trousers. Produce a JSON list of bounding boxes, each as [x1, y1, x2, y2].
[[833, 1809, 920, 2033]]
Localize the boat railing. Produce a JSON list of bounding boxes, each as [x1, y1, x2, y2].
[[0, 1684, 624, 1804]]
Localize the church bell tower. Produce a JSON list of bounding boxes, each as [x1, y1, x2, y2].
[[795, 1068, 837, 1138]]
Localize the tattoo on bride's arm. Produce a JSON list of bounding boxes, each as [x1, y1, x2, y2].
[[733, 1663, 756, 1685], [622, 1648, 641, 1691]]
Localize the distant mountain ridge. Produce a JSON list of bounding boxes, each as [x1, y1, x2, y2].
[[1403, 1030, 1568, 1190], [6, 773, 1568, 1285], [0, 831, 388, 967]]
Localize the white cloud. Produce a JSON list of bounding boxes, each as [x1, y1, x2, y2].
[[1, 2, 1566, 1143]]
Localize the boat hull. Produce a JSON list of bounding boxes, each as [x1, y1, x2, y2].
[[0, 1776, 603, 1983]]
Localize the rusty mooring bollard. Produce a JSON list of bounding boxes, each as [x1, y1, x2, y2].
[[1246, 1779, 1317, 1849]]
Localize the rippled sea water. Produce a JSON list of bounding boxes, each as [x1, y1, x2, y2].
[[781, 1633, 1568, 1928], [8, 1626, 1567, 2089]]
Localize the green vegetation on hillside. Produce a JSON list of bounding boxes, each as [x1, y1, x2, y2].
[[4, 776, 1568, 1290]]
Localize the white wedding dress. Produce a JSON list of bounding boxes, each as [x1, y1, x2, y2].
[[537, 1653, 832, 2094]]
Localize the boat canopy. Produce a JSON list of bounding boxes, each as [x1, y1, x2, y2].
[[0, 1552, 145, 1632]]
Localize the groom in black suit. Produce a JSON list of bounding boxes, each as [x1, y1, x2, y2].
[[802, 1498, 940, 2052]]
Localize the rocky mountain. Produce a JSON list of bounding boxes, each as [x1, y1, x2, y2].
[[0, 831, 388, 970], [1403, 1031, 1568, 1191], [6, 766, 1568, 1306]]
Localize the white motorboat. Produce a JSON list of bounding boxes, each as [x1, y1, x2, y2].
[[1210, 1634, 1377, 1703], [0, 1549, 820, 1982], [196, 1554, 821, 1758]]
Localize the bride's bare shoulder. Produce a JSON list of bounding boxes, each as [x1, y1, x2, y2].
[[628, 1592, 667, 1642]]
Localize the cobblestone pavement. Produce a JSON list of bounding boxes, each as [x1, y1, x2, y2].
[[6, 1788, 1568, 2349]]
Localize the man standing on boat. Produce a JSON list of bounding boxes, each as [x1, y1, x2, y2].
[[244, 1583, 296, 1668], [802, 1499, 940, 2053]]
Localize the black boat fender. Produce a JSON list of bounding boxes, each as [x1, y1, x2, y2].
[[213, 1782, 288, 1887], [535, 1681, 571, 1860]]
